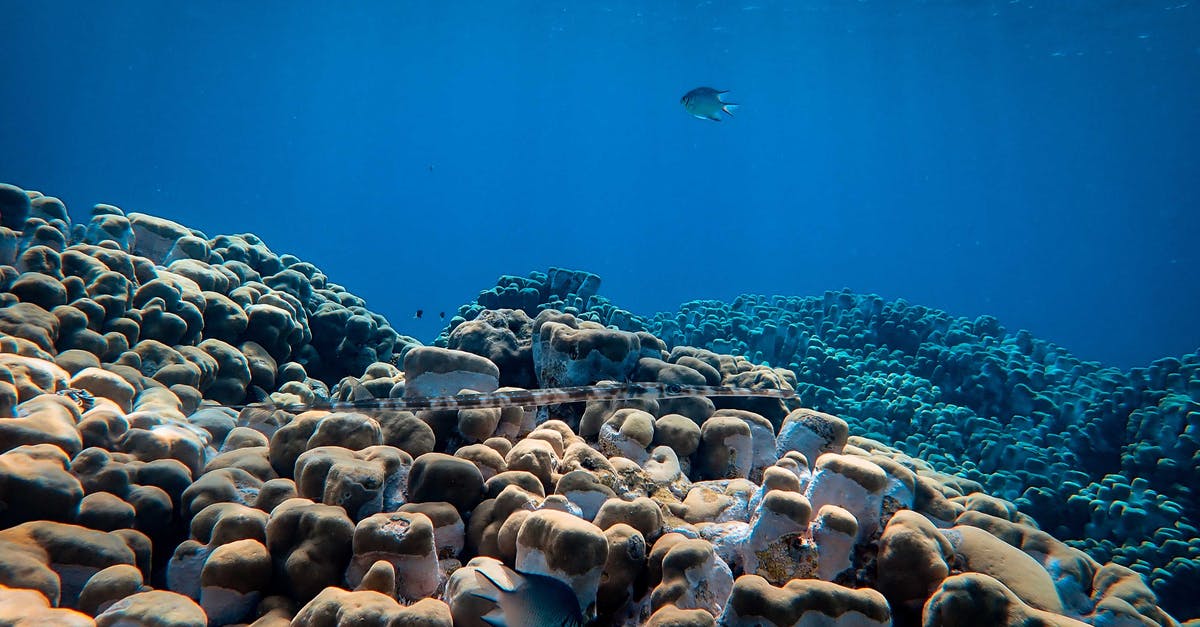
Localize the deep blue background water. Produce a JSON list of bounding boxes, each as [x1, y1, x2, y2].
[[2, 0, 1197, 369]]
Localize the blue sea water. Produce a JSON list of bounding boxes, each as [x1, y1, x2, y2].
[[1, 0, 1197, 369]]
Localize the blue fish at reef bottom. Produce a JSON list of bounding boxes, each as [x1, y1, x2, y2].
[[471, 568, 585, 627], [681, 86, 739, 121]]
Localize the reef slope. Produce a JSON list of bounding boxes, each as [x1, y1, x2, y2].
[[0, 183, 1191, 625]]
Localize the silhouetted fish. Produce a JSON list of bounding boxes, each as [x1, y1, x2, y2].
[[471, 568, 585, 627], [415, 309, 424, 319], [681, 86, 739, 121]]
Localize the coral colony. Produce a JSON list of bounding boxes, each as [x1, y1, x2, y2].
[[0, 183, 1191, 625]]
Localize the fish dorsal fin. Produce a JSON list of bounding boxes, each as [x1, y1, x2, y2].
[[467, 589, 499, 603], [475, 566, 519, 594]]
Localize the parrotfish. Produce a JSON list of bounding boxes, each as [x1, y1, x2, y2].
[[471, 568, 585, 627], [681, 87, 739, 121]]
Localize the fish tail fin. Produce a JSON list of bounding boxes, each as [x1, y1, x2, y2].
[[723, 103, 740, 116], [480, 616, 508, 627]]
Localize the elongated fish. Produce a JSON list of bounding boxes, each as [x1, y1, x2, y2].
[[225, 382, 794, 414], [470, 568, 585, 627]]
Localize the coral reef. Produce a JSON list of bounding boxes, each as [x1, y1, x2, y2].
[[0, 183, 1190, 625], [445, 269, 1200, 619]]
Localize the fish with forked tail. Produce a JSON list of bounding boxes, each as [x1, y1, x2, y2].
[[681, 86, 739, 121], [470, 567, 586, 627]]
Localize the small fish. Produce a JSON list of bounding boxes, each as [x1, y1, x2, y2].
[[681, 86, 739, 121], [471, 568, 585, 627], [415, 309, 424, 319], [439, 311, 446, 319]]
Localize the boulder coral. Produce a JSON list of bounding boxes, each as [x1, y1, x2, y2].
[[450, 272, 1200, 616], [0, 185, 1188, 625]]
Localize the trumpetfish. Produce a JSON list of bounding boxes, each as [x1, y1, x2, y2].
[[226, 382, 794, 413]]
